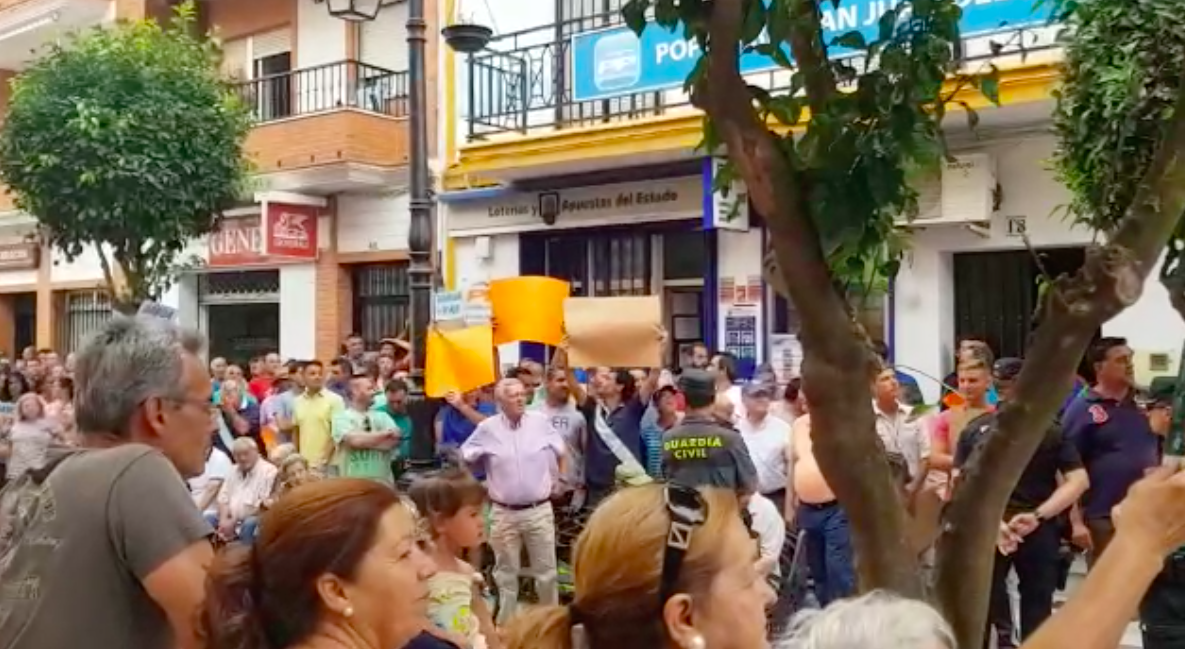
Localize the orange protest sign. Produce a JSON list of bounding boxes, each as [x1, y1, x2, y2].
[[425, 325, 497, 398], [489, 276, 570, 346]]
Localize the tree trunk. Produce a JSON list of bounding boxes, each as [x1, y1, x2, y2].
[[934, 86, 1185, 649], [698, 0, 921, 597]]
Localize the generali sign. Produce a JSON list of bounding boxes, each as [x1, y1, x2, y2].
[[208, 202, 319, 267], [446, 176, 703, 236]]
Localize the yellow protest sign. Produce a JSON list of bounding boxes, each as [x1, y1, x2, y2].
[[425, 324, 496, 397], [489, 276, 570, 346]]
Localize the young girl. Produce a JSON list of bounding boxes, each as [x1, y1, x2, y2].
[[408, 468, 497, 649]]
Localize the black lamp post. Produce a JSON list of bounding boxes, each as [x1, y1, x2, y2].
[[320, 0, 438, 477]]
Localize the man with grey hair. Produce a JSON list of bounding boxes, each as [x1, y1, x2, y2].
[[462, 377, 567, 623], [0, 315, 215, 649]]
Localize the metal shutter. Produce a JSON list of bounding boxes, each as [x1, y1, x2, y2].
[[251, 28, 292, 62]]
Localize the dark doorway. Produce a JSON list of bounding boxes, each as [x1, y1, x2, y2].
[[207, 303, 280, 367], [352, 263, 410, 348], [953, 247, 1099, 365], [13, 293, 35, 356]]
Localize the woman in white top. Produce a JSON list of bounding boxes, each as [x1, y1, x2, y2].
[[0, 393, 64, 481]]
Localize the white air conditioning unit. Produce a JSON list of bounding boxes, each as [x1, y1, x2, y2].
[[897, 153, 997, 226]]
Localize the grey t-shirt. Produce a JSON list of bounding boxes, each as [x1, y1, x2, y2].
[[532, 400, 587, 489], [0, 443, 212, 648]]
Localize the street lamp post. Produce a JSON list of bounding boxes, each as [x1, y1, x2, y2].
[[320, 0, 438, 475]]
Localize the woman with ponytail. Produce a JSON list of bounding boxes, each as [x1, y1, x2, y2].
[[201, 478, 435, 649], [505, 484, 775, 649]]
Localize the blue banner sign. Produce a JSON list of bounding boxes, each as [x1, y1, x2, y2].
[[571, 0, 1051, 102]]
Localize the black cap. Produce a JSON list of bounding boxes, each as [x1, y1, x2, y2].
[[992, 357, 1023, 381], [678, 369, 716, 409]]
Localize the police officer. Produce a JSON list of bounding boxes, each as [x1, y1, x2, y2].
[[955, 357, 1090, 648], [662, 369, 758, 495], [1140, 378, 1185, 647]]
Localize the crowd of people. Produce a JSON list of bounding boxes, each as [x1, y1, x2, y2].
[[0, 314, 1182, 649], [0, 347, 78, 488]]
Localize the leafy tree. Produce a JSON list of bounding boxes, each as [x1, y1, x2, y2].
[[0, 1, 252, 312], [623, 0, 1185, 645]]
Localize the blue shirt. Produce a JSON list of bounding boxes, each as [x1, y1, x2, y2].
[[639, 405, 666, 478], [579, 395, 647, 491], [439, 402, 497, 448], [1063, 390, 1160, 520]]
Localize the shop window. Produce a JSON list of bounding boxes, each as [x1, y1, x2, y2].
[[57, 290, 112, 354], [662, 230, 707, 280], [352, 263, 410, 348], [591, 231, 650, 296]]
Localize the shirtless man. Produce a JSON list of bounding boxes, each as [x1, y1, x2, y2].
[[787, 412, 857, 605]]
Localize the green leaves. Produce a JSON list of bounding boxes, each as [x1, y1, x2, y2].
[[1051, 0, 1185, 235], [622, 0, 651, 35], [0, 0, 251, 303], [638, 0, 993, 294], [972, 65, 1001, 105], [831, 30, 868, 50]]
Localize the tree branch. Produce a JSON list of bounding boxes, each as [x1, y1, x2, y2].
[[935, 82, 1185, 649], [702, 0, 919, 596], [785, 0, 837, 113]]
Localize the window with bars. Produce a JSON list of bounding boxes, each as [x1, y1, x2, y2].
[[538, 230, 660, 297], [198, 271, 281, 302], [57, 290, 112, 354], [352, 263, 410, 347]]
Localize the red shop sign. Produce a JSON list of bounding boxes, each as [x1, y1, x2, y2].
[[262, 202, 318, 260], [208, 216, 265, 267], [207, 203, 320, 267]]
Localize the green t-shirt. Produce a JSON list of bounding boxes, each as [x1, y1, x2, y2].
[[331, 408, 398, 483], [372, 403, 413, 459]]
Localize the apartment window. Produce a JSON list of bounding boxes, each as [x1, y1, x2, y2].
[[224, 29, 293, 120], [57, 290, 112, 354]]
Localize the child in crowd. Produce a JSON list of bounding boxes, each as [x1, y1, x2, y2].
[[408, 468, 497, 649]]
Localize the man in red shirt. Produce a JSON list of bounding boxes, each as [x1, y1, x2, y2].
[[248, 352, 282, 402]]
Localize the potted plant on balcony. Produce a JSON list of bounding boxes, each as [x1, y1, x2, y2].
[[442, 12, 492, 54]]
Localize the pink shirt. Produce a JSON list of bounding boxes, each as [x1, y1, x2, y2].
[[461, 411, 565, 506]]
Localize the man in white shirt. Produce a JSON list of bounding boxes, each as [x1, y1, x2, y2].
[[872, 366, 932, 504], [214, 437, 277, 544], [189, 445, 232, 518], [737, 383, 791, 514]]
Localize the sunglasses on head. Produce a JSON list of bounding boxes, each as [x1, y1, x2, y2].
[[659, 483, 759, 608]]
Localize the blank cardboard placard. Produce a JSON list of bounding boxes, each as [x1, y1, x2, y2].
[[489, 276, 570, 346], [425, 325, 496, 397], [564, 295, 662, 368]]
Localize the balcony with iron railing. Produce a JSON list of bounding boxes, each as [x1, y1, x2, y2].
[[457, 9, 1064, 145], [235, 59, 414, 180]]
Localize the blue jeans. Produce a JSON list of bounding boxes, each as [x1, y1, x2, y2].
[[204, 512, 260, 545], [798, 501, 856, 606]]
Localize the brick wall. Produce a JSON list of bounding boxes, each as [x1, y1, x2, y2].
[[245, 111, 410, 173], [314, 203, 351, 361]]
